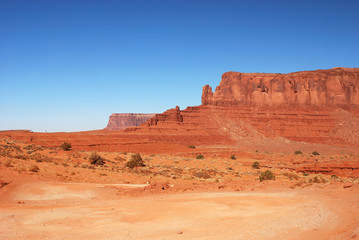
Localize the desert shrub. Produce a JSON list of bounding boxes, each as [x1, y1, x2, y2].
[[89, 152, 105, 165], [331, 174, 338, 180], [252, 161, 260, 169], [29, 165, 40, 172], [259, 170, 275, 182], [294, 150, 302, 155], [4, 160, 13, 167], [308, 176, 327, 183], [312, 151, 320, 155], [230, 154, 236, 160], [196, 154, 204, 159], [283, 172, 299, 180], [125, 153, 145, 168], [60, 142, 72, 151], [188, 145, 196, 148], [193, 171, 211, 179]]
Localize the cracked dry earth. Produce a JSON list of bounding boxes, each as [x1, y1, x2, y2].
[[1, 181, 359, 240]]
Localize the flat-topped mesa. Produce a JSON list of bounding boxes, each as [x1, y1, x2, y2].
[[202, 67, 359, 108], [105, 113, 156, 131]]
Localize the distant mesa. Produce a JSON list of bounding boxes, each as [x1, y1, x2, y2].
[[105, 113, 156, 131]]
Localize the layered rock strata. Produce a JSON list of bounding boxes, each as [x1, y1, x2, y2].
[[105, 113, 155, 131], [202, 67, 359, 108]]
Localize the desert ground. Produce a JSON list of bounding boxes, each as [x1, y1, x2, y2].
[[1, 136, 359, 240]]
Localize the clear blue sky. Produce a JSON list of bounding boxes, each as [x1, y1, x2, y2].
[[1, 0, 358, 132]]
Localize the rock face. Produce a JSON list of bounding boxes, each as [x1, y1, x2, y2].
[[105, 113, 156, 131], [202, 67, 359, 108], [147, 106, 183, 126]]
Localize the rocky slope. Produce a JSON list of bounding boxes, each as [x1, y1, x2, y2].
[[105, 113, 155, 131]]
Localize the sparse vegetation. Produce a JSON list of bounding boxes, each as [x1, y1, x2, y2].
[[188, 145, 196, 148], [308, 175, 328, 183], [283, 172, 299, 180], [312, 151, 320, 155], [89, 152, 105, 165], [294, 150, 302, 155], [196, 154, 204, 159], [193, 171, 211, 179], [60, 142, 72, 151], [125, 153, 145, 168], [259, 170, 275, 182], [251, 161, 260, 169], [230, 154, 236, 160], [29, 165, 40, 172], [331, 174, 338, 179]]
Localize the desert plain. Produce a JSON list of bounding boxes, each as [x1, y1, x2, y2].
[[1, 67, 359, 239]]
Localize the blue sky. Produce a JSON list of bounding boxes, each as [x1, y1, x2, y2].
[[1, 0, 358, 132]]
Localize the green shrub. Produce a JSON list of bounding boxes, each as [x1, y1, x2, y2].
[[230, 154, 236, 160], [294, 150, 302, 155], [89, 152, 105, 165], [196, 154, 204, 159], [125, 153, 145, 168], [312, 151, 320, 155], [188, 145, 196, 148], [259, 170, 275, 182], [60, 142, 71, 151], [251, 161, 260, 169]]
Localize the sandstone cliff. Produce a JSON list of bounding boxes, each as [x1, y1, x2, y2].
[[202, 67, 359, 108], [105, 113, 155, 131]]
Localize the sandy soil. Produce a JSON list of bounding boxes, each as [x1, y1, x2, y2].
[[0, 138, 359, 239], [1, 181, 358, 240]]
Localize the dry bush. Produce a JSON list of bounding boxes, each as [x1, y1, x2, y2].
[[252, 161, 260, 169], [89, 152, 105, 165], [259, 170, 275, 182], [4, 160, 13, 167], [24, 144, 36, 150], [60, 142, 72, 151], [193, 171, 211, 179], [312, 151, 320, 155], [29, 165, 40, 172], [125, 153, 145, 168], [308, 176, 327, 183], [283, 172, 299, 180], [196, 154, 204, 159]]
